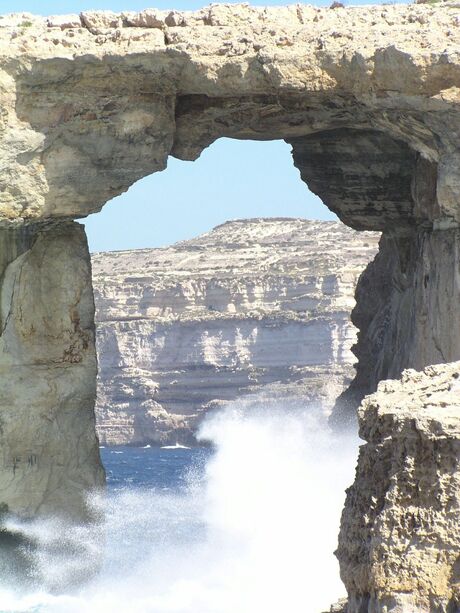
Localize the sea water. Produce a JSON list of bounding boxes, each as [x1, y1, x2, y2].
[[0, 401, 358, 613]]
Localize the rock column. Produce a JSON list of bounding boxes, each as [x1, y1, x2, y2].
[[337, 226, 460, 415], [337, 363, 460, 613], [0, 222, 104, 521]]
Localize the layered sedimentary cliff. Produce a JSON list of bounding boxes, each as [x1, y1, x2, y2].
[[92, 218, 379, 445], [337, 362, 460, 613]]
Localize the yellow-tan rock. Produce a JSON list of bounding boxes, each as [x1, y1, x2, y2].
[[338, 362, 460, 612]]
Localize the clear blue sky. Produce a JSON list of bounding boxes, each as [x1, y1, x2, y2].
[[1, 0, 408, 14], [85, 139, 335, 252], [5, 0, 406, 252]]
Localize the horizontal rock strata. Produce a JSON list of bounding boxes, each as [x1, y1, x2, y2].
[[92, 219, 379, 445], [337, 362, 460, 613]]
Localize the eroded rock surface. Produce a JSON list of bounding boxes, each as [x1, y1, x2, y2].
[[0, 3, 459, 405], [334, 226, 460, 419], [0, 9, 458, 605], [0, 222, 104, 520], [92, 219, 379, 445], [338, 362, 460, 613], [0, 4, 459, 224]]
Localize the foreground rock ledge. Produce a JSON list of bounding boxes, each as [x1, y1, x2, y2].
[[338, 362, 460, 613]]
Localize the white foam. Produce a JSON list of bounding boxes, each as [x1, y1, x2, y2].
[[0, 399, 358, 613], [160, 443, 191, 450]]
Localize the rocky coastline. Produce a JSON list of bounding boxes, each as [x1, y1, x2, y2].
[[0, 4, 459, 609]]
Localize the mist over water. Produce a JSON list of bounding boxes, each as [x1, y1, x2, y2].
[[0, 400, 359, 613]]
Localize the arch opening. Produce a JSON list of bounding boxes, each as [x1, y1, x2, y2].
[[83, 138, 336, 252], [0, 132, 384, 611], [86, 136, 380, 449]]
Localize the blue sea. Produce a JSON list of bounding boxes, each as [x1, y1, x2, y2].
[[0, 403, 358, 613], [101, 446, 211, 492]]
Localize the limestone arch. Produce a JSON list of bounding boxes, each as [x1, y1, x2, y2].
[[0, 3, 459, 526]]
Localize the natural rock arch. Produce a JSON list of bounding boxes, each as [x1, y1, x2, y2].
[[1, 3, 460, 609]]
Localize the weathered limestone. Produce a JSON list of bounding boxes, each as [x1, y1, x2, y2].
[[0, 4, 459, 223], [0, 3, 459, 409], [92, 219, 379, 445], [337, 362, 460, 613], [0, 6, 458, 607], [0, 222, 104, 520], [335, 226, 460, 419]]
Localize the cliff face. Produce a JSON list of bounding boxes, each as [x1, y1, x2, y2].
[[92, 219, 379, 445], [334, 226, 460, 419], [337, 362, 460, 613]]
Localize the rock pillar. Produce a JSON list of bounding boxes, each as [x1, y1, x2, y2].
[[0, 222, 104, 521], [337, 363, 460, 613], [336, 226, 460, 418]]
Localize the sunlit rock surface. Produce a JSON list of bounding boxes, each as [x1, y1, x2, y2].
[[0, 223, 104, 520], [0, 4, 459, 225], [338, 362, 460, 613], [92, 219, 379, 445]]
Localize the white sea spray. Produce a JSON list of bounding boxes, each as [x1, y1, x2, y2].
[[0, 399, 358, 613]]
